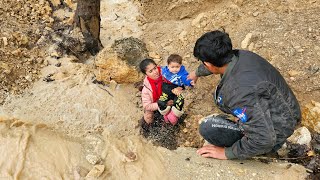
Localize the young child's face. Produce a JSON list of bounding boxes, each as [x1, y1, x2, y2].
[[168, 62, 181, 74]]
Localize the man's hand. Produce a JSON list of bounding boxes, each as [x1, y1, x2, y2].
[[196, 144, 227, 160], [172, 87, 183, 96], [187, 71, 198, 85]]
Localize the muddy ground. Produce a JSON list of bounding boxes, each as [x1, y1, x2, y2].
[[0, 0, 320, 179]]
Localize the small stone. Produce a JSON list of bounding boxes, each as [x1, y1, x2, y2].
[[20, 35, 29, 45], [287, 70, 300, 77], [36, 58, 44, 64], [48, 17, 54, 23], [307, 150, 315, 157], [200, 20, 208, 28], [248, 42, 255, 51], [65, 55, 79, 63], [25, 75, 32, 82], [312, 107, 320, 114], [74, 166, 89, 177], [293, 46, 304, 52], [255, 42, 263, 49], [252, 11, 259, 17], [160, 42, 170, 48], [149, 52, 161, 59], [64, 0, 75, 9], [12, 49, 22, 56], [43, 59, 49, 66], [192, 13, 206, 28], [44, 26, 53, 32], [313, 101, 320, 108], [179, 31, 187, 42], [50, 51, 61, 58], [296, 48, 304, 53], [86, 165, 105, 178], [53, 72, 66, 80], [36, 36, 46, 45], [109, 80, 118, 90], [124, 151, 138, 162], [1, 63, 11, 74], [86, 154, 100, 165], [252, 173, 257, 176], [136, 14, 147, 25], [241, 33, 253, 49], [55, 62, 61, 67], [50, 0, 61, 7], [183, 128, 188, 133], [2, 37, 8, 46]]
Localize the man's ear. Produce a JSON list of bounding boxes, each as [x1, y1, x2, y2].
[[204, 62, 214, 70], [203, 62, 211, 67], [204, 62, 219, 74]]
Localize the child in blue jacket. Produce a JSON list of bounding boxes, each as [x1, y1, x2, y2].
[[158, 54, 193, 125]]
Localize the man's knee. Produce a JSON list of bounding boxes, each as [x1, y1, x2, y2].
[[199, 119, 210, 137], [198, 114, 243, 147]]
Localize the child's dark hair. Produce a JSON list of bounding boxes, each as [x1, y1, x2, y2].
[[167, 54, 182, 65], [139, 58, 156, 74]]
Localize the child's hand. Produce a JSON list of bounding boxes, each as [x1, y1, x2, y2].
[[187, 71, 198, 83], [190, 81, 195, 86], [166, 100, 174, 106], [172, 87, 183, 96]]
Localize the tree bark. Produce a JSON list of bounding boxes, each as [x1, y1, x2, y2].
[[74, 0, 103, 55]]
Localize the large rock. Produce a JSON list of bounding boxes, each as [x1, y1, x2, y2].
[[287, 126, 312, 147], [301, 101, 320, 133], [95, 37, 148, 84]]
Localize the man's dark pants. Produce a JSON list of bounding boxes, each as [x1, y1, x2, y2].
[[199, 114, 243, 147]]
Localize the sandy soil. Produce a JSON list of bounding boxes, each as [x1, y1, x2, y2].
[[1, 0, 319, 179]]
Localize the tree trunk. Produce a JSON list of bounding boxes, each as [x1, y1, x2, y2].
[[74, 0, 103, 55]]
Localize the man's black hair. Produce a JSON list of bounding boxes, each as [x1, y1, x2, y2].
[[139, 58, 156, 74], [193, 30, 234, 67]]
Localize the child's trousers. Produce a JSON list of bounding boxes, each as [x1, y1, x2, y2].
[[157, 83, 184, 113]]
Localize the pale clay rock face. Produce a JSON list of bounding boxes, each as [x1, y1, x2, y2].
[[287, 126, 312, 147]]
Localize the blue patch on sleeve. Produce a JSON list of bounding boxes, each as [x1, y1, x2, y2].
[[217, 95, 223, 105], [232, 107, 248, 123]]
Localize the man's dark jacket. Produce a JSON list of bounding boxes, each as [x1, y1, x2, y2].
[[196, 50, 301, 159]]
